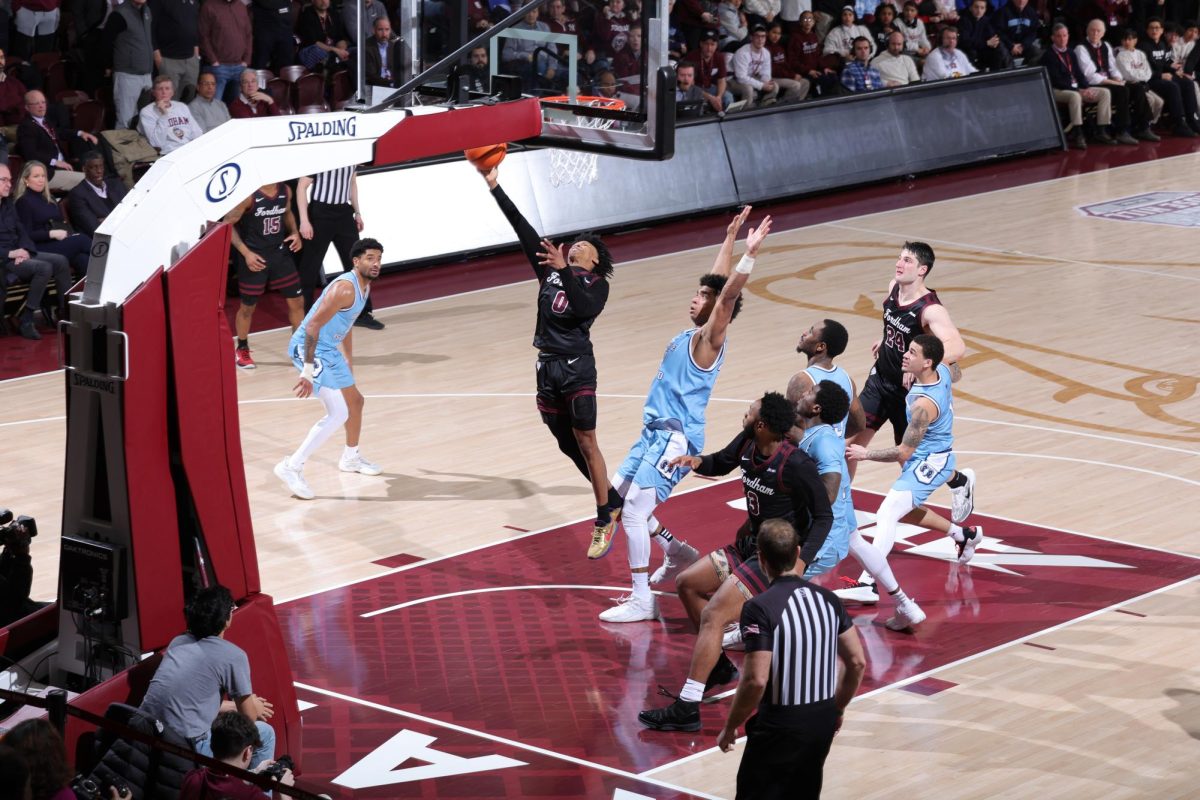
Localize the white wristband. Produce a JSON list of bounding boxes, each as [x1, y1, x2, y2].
[[735, 254, 756, 275], [300, 363, 314, 381]]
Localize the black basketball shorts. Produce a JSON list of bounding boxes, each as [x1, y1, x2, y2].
[[535, 354, 599, 431], [858, 370, 909, 445], [238, 247, 302, 305]]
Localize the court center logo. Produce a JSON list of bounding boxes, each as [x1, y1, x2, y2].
[[206, 163, 242, 203]]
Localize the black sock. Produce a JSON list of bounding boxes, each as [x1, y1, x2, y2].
[[237, 338, 249, 350], [596, 505, 609, 524], [947, 471, 968, 489], [607, 487, 623, 509]]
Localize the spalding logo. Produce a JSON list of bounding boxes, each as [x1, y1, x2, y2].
[[206, 163, 242, 202], [286, 117, 358, 143], [91, 241, 109, 257]]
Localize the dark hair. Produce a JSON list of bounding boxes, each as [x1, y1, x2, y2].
[[4, 720, 70, 800], [912, 333, 944, 367], [698, 273, 743, 320], [209, 711, 262, 761], [820, 319, 848, 358], [814, 381, 850, 426], [758, 391, 797, 437], [185, 585, 235, 638], [941, 24, 958, 37], [1166, 21, 1184, 35], [852, 35, 872, 48], [757, 519, 799, 573], [0, 744, 31, 800], [572, 233, 613, 278], [903, 240, 935, 274], [1146, 16, 1164, 27], [1121, 27, 1138, 38], [1186, 19, 1198, 28], [351, 237, 383, 260], [81, 150, 105, 165]]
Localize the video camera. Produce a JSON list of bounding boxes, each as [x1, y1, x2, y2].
[[0, 508, 37, 549]]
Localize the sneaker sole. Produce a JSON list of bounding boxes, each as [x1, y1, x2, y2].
[[833, 588, 880, 605], [636, 715, 701, 732], [587, 515, 621, 560], [273, 461, 314, 500], [340, 464, 383, 476], [236, 362, 256, 370]]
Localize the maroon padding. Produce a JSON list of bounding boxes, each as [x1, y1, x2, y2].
[[0, 602, 57, 660], [164, 225, 260, 597], [121, 268, 185, 650], [224, 593, 302, 763], [372, 97, 544, 165], [65, 652, 163, 771]]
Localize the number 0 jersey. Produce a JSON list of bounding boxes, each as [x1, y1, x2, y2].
[[874, 283, 942, 386]]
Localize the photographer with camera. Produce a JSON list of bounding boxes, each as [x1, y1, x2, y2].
[[180, 713, 293, 800], [4, 719, 130, 800], [0, 509, 37, 628]]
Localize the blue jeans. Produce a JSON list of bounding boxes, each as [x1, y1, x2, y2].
[[208, 63, 246, 104], [194, 719, 275, 769]]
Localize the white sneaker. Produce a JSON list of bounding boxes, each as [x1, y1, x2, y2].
[[274, 459, 314, 500], [885, 597, 926, 631], [722, 623, 744, 651], [339, 454, 383, 475], [598, 594, 660, 623], [950, 468, 976, 524], [956, 525, 983, 564], [833, 579, 879, 605], [650, 542, 700, 585]]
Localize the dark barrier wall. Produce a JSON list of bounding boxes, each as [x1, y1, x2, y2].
[[352, 68, 1063, 270]]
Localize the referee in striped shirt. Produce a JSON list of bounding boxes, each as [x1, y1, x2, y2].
[[718, 518, 866, 799], [297, 165, 384, 328]]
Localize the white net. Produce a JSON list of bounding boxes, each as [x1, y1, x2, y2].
[[543, 97, 624, 188]]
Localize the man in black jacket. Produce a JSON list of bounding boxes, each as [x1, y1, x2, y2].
[[150, 0, 201, 96], [959, 0, 1011, 71], [0, 163, 72, 339], [1042, 22, 1114, 148], [68, 153, 129, 237], [363, 16, 401, 87], [1140, 16, 1200, 133], [251, 0, 296, 71]]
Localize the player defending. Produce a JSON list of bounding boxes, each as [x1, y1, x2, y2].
[[274, 239, 384, 500], [600, 207, 771, 623], [638, 392, 834, 732], [482, 167, 624, 556], [224, 182, 304, 370], [848, 242, 976, 523], [847, 334, 981, 630]]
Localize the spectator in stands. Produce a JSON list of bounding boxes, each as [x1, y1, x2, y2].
[[686, 28, 738, 109], [594, 0, 635, 63], [1077, 18, 1151, 142], [5, 719, 123, 800], [675, 62, 709, 115], [1115, 27, 1166, 134], [959, 0, 1012, 71], [0, 162, 72, 339], [0, 744, 32, 800], [139, 585, 277, 769], [591, 68, 621, 100], [468, 0, 492, 32], [995, 0, 1042, 64], [733, 23, 796, 104], [897, 1, 931, 57], [296, 0, 350, 72], [179, 712, 293, 800], [228, 69, 279, 118], [1043, 22, 1114, 148], [744, 0, 780, 30], [139, 75, 204, 152], [719, 0, 749, 50], [12, 0, 60, 59], [364, 17, 401, 88], [342, 0, 387, 47], [923, 26, 978, 78], [199, 0, 253, 103], [873, 29, 921, 84], [544, 0, 585, 76], [826, 6, 876, 60], [151, 0, 201, 98], [779, 0, 805, 30], [464, 45, 490, 92], [1140, 17, 1200, 132], [189, 70, 231, 131], [250, 0, 296, 73], [0, 50, 27, 127], [765, 21, 811, 98], [924, 0, 959, 26], [870, 3, 899, 52], [613, 25, 645, 90], [842, 35, 885, 89], [1089, 0, 1131, 40], [68, 152, 128, 237], [18, 90, 94, 191], [674, 0, 720, 52], [104, 0, 154, 130], [15, 160, 91, 275], [501, 5, 556, 93], [790, 10, 841, 94]]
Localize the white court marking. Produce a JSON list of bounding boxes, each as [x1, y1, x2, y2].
[[362, 584, 675, 618]]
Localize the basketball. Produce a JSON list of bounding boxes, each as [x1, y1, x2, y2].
[[464, 143, 508, 173]]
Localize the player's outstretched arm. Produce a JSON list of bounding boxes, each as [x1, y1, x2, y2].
[[923, 304, 966, 377], [695, 215, 772, 366], [483, 166, 548, 280], [709, 205, 752, 278]]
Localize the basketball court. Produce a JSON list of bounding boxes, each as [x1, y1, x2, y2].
[[2, 138, 1198, 796]]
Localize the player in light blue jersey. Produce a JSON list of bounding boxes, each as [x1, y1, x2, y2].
[[786, 319, 864, 441], [598, 207, 773, 623], [847, 334, 983, 631], [274, 238, 384, 500]]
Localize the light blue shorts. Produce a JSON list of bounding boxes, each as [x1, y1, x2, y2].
[[615, 427, 694, 503], [290, 343, 354, 392], [892, 450, 956, 507]]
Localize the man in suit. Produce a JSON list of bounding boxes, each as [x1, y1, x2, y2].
[[364, 16, 400, 87], [67, 152, 128, 237], [17, 90, 98, 191]]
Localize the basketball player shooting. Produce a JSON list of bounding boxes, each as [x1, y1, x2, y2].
[[478, 159, 625, 559]]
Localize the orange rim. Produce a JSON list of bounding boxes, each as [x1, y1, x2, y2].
[[540, 95, 626, 111]]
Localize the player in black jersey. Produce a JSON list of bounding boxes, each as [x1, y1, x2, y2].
[[225, 182, 304, 370], [482, 167, 623, 555], [638, 392, 833, 733]]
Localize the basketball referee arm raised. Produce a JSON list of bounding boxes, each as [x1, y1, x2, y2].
[[483, 168, 549, 281]]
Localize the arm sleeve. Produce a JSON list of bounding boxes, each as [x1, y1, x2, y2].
[[696, 431, 749, 476], [740, 597, 774, 653], [788, 455, 834, 566], [554, 268, 609, 318], [489, 184, 547, 281]]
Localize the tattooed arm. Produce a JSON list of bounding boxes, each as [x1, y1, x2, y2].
[[846, 397, 937, 465]]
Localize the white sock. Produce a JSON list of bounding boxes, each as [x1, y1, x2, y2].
[[289, 387, 349, 469], [632, 572, 651, 603], [652, 527, 683, 556], [343, 445, 359, 460], [679, 678, 705, 703], [948, 523, 964, 541], [889, 587, 911, 605]]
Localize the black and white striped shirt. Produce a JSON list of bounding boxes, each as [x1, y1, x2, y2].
[[741, 575, 852, 721], [309, 166, 355, 205]]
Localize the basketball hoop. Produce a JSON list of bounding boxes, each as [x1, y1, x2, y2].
[[540, 95, 625, 188]]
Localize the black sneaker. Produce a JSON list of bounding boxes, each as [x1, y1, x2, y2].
[[354, 312, 385, 330], [704, 652, 738, 692], [638, 696, 701, 732]]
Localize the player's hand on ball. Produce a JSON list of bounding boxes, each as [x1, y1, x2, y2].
[[667, 454, 702, 470], [483, 166, 498, 189], [293, 377, 313, 399], [717, 724, 738, 752], [845, 444, 867, 462], [537, 238, 567, 270]]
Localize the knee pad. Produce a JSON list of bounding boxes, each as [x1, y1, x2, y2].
[[568, 392, 597, 431], [239, 293, 261, 307]]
